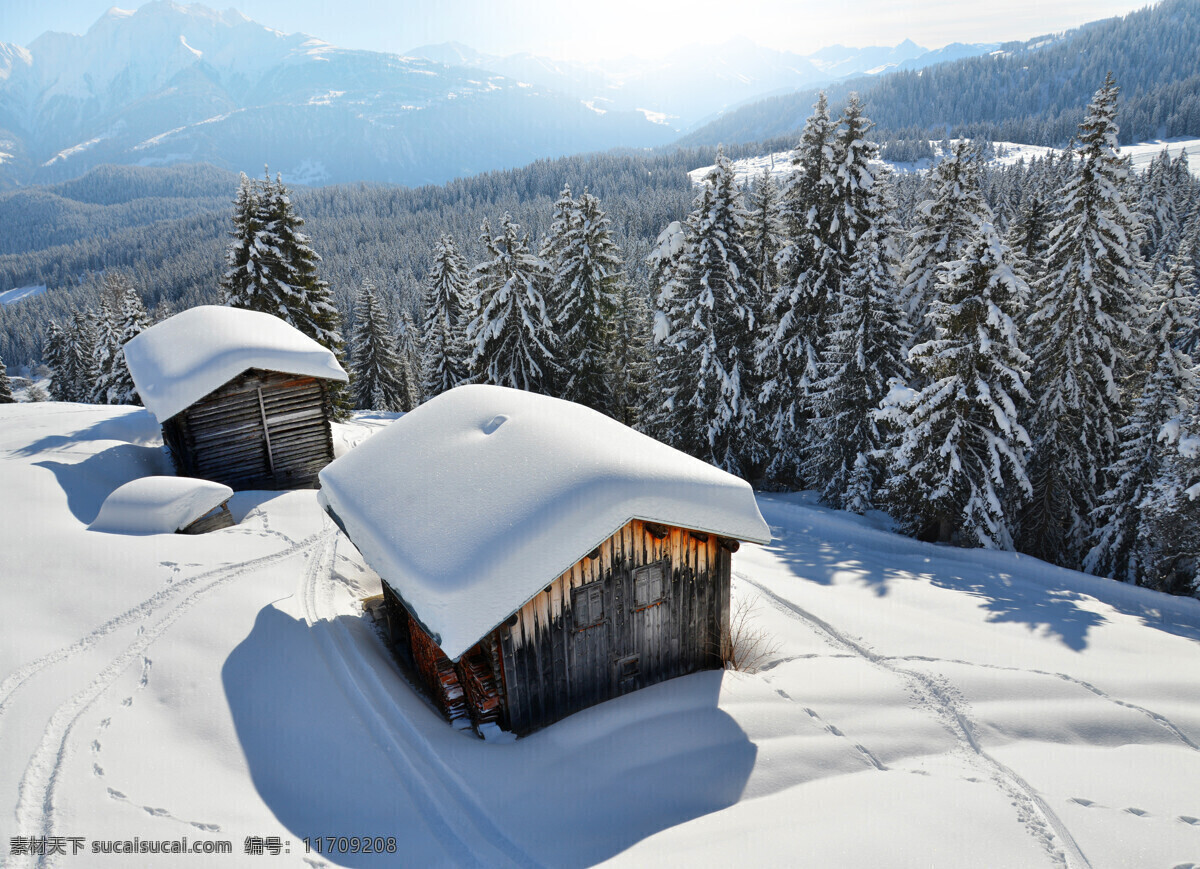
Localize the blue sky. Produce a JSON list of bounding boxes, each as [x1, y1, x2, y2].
[[4, 0, 1154, 59]]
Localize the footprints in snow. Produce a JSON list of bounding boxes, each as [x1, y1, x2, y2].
[[89, 656, 223, 834], [1069, 799, 1199, 826], [768, 679, 890, 773]]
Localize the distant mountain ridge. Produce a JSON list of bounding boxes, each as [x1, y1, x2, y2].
[[0, 2, 676, 189], [405, 36, 999, 131], [0, 2, 1001, 189]]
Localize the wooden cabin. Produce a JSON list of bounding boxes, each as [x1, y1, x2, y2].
[[319, 384, 770, 736], [124, 306, 348, 491]]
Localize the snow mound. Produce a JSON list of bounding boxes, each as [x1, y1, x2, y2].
[[89, 476, 233, 535], [319, 384, 770, 660], [124, 306, 348, 423]]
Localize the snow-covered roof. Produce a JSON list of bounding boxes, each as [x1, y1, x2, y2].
[[90, 476, 233, 535], [124, 306, 348, 423], [318, 384, 770, 661]]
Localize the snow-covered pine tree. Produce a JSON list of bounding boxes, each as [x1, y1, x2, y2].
[[1018, 75, 1151, 568], [421, 234, 471, 399], [1138, 148, 1189, 269], [44, 321, 71, 402], [1004, 188, 1053, 303], [1177, 211, 1200, 357], [0, 353, 14, 403], [886, 220, 1032, 548], [221, 172, 345, 350], [646, 220, 687, 440], [744, 166, 784, 307], [806, 218, 911, 512], [552, 189, 622, 413], [394, 306, 422, 409], [90, 294, 122, 404], [759, 93, 838, 485], [540, 184, 577, 283], [804, 96, 911, 512], [349, 279, 411, 412], [609, 278, 653, 429], [657, 150, 764, 476], [66, 309, 99, 403], [900, 140, 992, 348], [466, 214, 557, 394], [107, 285, 150, 404], [1085, 228, 1199, 583]]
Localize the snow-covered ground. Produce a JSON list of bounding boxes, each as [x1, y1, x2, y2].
[[689, 138, 1200, 187], [2, 403, 1199, 867]]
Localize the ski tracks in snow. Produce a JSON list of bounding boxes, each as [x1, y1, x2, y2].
[[738, 573, 1093, 869], [5, 529, 326, 869], [299, 526, 539, 869]]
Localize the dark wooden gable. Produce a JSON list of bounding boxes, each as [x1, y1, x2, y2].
[[378, 518, 734, 737], [161, 368, 336, 491]]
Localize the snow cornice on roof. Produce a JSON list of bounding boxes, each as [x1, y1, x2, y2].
[[124, 305, 347, 423], [318, 384, 770, 661]]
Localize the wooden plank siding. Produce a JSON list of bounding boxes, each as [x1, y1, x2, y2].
[[379, 519, 734, 737], [161, 369, 336, 491]]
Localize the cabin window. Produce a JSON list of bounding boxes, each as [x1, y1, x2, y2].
[[633, 560, 667, 608], [616, 655, 640, 687], [572, 582, 605, 629]]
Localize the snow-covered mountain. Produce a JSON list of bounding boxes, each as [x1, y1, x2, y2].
[[0, 2, 676, 188], [407, 36, 997, 130]]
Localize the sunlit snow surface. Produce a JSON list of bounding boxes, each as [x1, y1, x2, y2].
[[689, 137, 1200, 187], [1, 403, 1199, 868]]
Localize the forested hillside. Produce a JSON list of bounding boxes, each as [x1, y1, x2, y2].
[[682, 0, 1200, 147]]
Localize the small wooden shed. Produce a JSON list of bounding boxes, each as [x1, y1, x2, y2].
[[319, 384, 770, 736], [125, 306, 348, 491]]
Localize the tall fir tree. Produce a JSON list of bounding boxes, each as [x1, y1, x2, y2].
[[759, 93, 838, 485], [744, 167, 784, 308], [44, 321, 71, 402], [804, 96, 911, 512], [97, 282, 150, 405], [349, 279, 413, 412], [1085, 230, 1199, 583], [1018, 75, 1151, 568], [90, 294, 122, 404], [466, 214, 557, 393], [886, 221, 1032, 548], [0, 353, 14, 403], [900, 140, 992, 349], [551, 190, 622, 413], [221, 171, 349, 416], [421, 234, 471, 399], [394, 306, 422, 409], [609, 279, 653, 429], [656, 150, 763, 476]]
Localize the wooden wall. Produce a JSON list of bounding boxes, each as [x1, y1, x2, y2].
[[498, 519, 732, 735], [162, 369, 336, 491], [379, 519, 734, 737]]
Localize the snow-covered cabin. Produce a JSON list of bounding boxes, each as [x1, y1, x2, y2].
[[124, 306, 348, 491], [318, 385, 770, 736]]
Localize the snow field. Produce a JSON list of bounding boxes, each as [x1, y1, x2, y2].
[[1, 406, 1199, 867]]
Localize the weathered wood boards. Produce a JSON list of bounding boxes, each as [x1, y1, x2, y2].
[[162, 369, 336, 490], [379, 518, 734, 737]]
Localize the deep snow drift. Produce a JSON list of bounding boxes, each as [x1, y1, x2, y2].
[[1, 403, 1199, 868]]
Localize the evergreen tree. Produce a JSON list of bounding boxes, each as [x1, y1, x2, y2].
[[466, 214, 556, 393], [1142, 407, 1200, 596], [0, 353, 14, 404], [97, 282, 150, 405], [90, 294, 122, 404], [421, 234, 471, 399], [394, 306, 422, 409], [744, 167, 784, 306], [1018, 75, 1151, 567], [805, 97, 911, 512], [552, 190, 622, 412], [1085, 230, 1199, 583], [65, 309, 99, 403], [44, 321, 71, 402], [806, 220, 911, 513], [887, 221, 1032, 548], [900, 140, 992, 348], [349, 279, 412, 412], [759, 94, 838, 484], [609, 279, 653, 429], [656, 150, 763, 476]]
